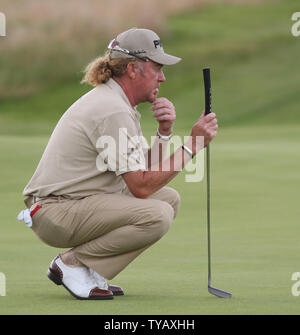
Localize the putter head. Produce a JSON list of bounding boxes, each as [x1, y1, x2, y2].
[[208, 285, 232, 298]]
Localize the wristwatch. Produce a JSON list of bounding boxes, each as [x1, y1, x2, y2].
[[157, 129, 172, 141]]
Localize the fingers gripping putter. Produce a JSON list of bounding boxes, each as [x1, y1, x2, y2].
[[203, 67, 232, 298]]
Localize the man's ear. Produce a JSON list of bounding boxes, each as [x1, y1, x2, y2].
[[126, 62, 138, 80]]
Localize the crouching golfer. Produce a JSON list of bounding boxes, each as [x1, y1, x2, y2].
[[18, 28, 218, 300]]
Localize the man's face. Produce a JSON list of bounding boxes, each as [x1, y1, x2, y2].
[[134, 60, 166, 104]]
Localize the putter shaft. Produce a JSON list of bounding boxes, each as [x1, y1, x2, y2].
[[206, 144, 211, 286]]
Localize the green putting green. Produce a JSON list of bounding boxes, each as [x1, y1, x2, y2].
[[1, 124, 299, 314]]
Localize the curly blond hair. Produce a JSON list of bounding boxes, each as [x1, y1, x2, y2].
[[80, 52, 139, 86]]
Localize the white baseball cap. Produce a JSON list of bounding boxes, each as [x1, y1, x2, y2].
[[108, 27, 181, 65]]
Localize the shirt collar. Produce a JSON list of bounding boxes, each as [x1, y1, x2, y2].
[[105, 78, 141, 121]]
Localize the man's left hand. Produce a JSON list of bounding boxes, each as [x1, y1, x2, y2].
[[151, 97, 176, 135]]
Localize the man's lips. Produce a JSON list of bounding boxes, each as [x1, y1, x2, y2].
[[153, 88, 159, 96]]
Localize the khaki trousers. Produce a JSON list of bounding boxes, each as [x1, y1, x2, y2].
[[26, 187, 180, 280]]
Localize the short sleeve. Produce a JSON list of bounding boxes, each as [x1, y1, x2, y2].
[[93, 112, 149, 175]]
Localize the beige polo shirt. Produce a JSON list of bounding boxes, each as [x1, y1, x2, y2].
[[23, 79, 148, 199]]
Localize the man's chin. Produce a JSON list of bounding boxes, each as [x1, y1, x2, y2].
[[139, 90, 158, 104], [148, 95, 156, 104], [140, 95, 155, 104], [148, 91, 159, 103]]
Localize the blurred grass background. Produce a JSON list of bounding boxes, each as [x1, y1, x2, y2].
[[0, 0, 219, 100], [1, 0, 300, 315], [0, 0, 299, 135]]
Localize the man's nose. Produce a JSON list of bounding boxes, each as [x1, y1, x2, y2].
[[159, 70, 166, 82]]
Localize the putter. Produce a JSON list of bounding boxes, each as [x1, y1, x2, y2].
[[203, 67, 232, 298]]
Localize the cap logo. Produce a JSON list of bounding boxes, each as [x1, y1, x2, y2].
[[153, 39, 162, 48]]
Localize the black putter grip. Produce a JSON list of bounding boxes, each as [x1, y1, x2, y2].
[[203, 67, 211, 115]]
